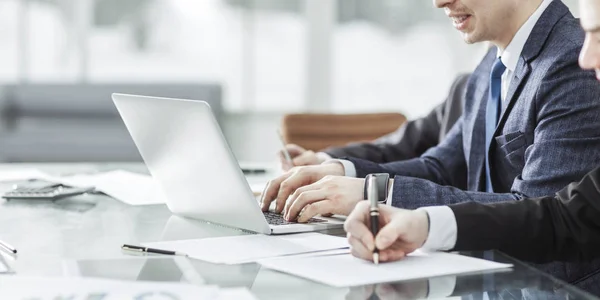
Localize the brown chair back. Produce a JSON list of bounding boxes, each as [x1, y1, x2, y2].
[[281, 113, 406, 151]]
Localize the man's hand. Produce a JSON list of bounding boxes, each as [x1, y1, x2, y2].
[[344, 201, 429, 263], [261, 164, 345, 214], [279, 144, 327, 171], [283, 175, 365, 222]]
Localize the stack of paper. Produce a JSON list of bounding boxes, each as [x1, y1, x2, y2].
[[143, 233, 349, 264], [259, 250, 513, 287], [0, 168, 166, 206], [0, 167, 265, 204], [0, 277, 256, 300], [51, 170, 167, 206]]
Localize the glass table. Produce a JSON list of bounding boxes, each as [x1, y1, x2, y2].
[[0, 163, 597, 300]]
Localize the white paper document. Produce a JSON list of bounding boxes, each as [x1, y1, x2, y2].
[[53, 170, 167, 205], [259, 251, 513, 287], [0, 261, 8, 273], [144, 233, 349, 264]]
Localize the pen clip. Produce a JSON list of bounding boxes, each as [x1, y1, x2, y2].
[[368, 177, 379, 206]]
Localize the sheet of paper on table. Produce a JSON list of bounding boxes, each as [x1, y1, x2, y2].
[[143, 233, 349, 264], [50, 170, 167, 206], [259, 250, 513, 287]]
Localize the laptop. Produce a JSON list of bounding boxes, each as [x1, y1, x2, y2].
[[112, 93, 344, 234]]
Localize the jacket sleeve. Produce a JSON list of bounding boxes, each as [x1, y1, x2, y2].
[[450, 167, 600, 263], [347, 115, 469, 190], [323, 101, 444, 163]]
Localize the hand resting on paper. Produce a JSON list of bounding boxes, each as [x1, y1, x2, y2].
[[344, 201, 429, 263]]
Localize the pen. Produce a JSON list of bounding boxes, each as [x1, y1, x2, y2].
[[277, 129, 294, 167], [121, 244, 187, 256], [368, 176, 380, 265], [241, 168, 267, 175], [0, 239, 17, 254]]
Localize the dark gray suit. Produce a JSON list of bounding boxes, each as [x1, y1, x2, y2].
[[323, 74, 468, 162], [346, 0, 600, 289]]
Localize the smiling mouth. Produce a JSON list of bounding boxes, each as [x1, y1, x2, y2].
[[452, 15, 469, 23], [449, 14, 472, 30]]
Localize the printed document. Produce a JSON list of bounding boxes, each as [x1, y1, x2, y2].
[[259, 250, 513, 287]]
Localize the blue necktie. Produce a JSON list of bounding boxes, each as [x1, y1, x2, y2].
[[485, 58, 506, 193]]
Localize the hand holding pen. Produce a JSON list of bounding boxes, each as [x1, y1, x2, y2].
[[344, 200, 429, 263], [277, 130, 295, 168]]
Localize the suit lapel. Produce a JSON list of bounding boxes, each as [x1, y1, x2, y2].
[[471, 84, 490, 191], [494, 60, 531, 135], [491, 0, 569, 141]]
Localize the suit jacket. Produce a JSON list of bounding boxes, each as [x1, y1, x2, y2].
[[346, 0, 600, 286], [323, 73, 468, 162], [451, 166, 600, 263], [450, 166, 600, 294]]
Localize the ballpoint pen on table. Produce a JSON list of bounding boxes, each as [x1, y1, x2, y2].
[[0, 239, 17, 254], [121, 244, 187, 256]]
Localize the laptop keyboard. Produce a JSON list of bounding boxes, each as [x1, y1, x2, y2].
[[263, 211, 327, 225]]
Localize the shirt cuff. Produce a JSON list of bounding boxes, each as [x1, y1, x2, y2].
[[324, 159, 357, 177], [418, 206, 457, 251], [316, 152, 333, 162]]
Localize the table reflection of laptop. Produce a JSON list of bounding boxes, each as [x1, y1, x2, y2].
[[113, 94, 344, 235]]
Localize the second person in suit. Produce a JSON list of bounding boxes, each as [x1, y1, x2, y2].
[[345, 0, 600, 294], [261, 0, 600, 289]]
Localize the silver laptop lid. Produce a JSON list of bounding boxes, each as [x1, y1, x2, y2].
[[112, 93, 270, 234]]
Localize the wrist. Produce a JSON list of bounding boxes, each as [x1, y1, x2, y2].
[[413, 210, 430, 247], [326, 162, 345, 176]]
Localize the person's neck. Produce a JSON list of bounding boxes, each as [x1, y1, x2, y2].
[[492, 0, 544, 51]]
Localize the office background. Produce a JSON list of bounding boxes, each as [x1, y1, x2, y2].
[[0, 0, 581, 163]]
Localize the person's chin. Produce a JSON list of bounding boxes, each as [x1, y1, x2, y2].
[[596, 70, 600, 82], [461, 33, 479, 45]]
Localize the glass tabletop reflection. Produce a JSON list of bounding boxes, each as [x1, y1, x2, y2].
[[0, 163, 597, 300]]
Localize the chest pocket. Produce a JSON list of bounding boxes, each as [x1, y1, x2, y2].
[[493, 131, 527, 191]]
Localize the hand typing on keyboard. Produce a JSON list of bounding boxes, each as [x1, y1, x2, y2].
[[263, 211, 326, 225]]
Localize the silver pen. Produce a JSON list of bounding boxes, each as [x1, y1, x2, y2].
[[368, 176, 380, 265]]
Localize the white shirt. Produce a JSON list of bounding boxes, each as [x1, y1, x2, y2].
[[330, 0, 553, 251]]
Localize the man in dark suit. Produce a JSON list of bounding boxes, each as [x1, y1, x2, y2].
[[345, 0, 600, 294], [261, 0, 600, 289], [279, 74, 469, 169]]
